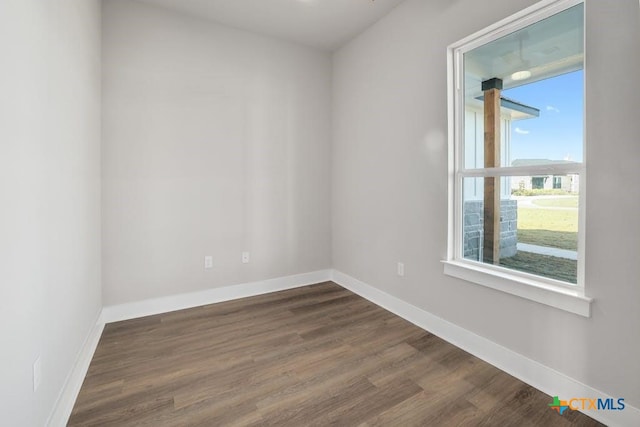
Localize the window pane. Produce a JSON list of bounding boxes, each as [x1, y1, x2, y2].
[[504, 70, 583, 166], [462, 176, 579, 284], [463, 4, 584, 169]]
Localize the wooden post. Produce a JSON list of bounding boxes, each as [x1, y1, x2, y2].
[[482, 78, 502, 265]]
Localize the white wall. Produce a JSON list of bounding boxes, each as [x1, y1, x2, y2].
[[2, 0, 636, 423], [0, 0, 102, 425], [333, 0, 640, 409], [102, 1, 332, 305]]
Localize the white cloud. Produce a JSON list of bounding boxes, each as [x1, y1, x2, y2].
[[546, 105, 560, 113], [515, 127, 530, 135]]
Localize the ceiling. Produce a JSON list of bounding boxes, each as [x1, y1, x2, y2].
[[136, 0, 407, 51]]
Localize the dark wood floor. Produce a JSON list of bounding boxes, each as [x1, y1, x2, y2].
[[69, 282, 602, 426]]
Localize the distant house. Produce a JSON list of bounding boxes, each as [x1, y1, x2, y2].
[[510, 159, 580, 193]]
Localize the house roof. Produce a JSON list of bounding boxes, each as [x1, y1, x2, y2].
[[473, 95, 540, 120]]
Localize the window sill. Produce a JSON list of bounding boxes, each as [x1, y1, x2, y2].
[[442, 260, 592, 317]]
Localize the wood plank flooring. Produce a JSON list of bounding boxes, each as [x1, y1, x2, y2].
[[69, 282, 602, 426]]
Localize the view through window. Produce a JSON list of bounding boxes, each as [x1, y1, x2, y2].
[[458, 2, 584, 285]]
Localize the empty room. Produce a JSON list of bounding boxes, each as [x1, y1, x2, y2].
[[1, 0, 639, 425]]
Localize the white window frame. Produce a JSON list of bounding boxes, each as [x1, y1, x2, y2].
[[443, 0, 592, 317]]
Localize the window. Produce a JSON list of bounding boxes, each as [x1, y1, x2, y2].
[[444, 0, 591, 316], [532, 177, 546, 190], [553, 176, 562, 189]]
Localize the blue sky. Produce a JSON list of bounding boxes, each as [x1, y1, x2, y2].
[[503, 70, 584, 163]]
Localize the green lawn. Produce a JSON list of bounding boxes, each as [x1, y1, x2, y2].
[[500, 252, 577, 284], [498, 196, 579, 283], [517, 228, 577, 251], [531, 196, 579, 208], [517, 204, 578, 251]]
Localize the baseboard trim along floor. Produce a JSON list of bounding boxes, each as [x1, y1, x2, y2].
[[49, 269, 639, 426], [331, 270, 640, 427], [47, 312, 105, 427], [101, 270, 333, 324], [48, 269, 331, 426]]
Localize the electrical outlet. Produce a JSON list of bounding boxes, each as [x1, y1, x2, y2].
[[204, 256, 213, 269], [397, 262, 405, 277], [242, 252, 250, 264], [33, 356, 41, 392]]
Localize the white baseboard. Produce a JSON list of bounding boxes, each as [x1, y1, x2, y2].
[[331, 269, 640, 427], [47, 269, 331, 426], [101, 269, 332, 324], [47, 269, 638, 427], [47, 311, 105, 427]]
